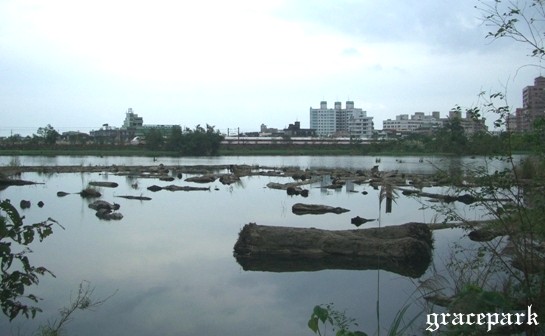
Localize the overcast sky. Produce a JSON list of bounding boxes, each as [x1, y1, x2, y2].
[[0, 0, 541, 136]]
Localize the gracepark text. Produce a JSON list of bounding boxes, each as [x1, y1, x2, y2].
[[426, 305, 539, 332]]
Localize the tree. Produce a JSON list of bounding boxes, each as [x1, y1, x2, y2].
[[36, 125, 59, 145], [0, 200, 59, 320], [433, 113, 468, 154], [144, 128, 164, 151], [478, 0, 545, 63], [166, 125, 183, 152], [418, 2, 545, 334], [179, 124, 223, 156]]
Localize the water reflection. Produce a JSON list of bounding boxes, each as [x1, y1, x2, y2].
[[0, 157, 491, 335]]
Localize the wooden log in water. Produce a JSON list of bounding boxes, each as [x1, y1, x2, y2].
[[233, 222, 433, 278]]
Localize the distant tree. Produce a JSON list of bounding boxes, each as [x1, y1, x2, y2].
[[166, 125, 183, 151], [36, 125, 59, 145], [434, 115, 468, 153], [144, 128, 164, 151], [180, 124, 223, 156]]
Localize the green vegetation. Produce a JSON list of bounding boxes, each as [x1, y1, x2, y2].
[[414, 1, 545, 334], [0, 200, 60, 320], [308, 304, 367, 336], [36, 281, 114, 336]]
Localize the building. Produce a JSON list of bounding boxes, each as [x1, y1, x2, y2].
[[91, 108, 179, 143], [449, 110, 487, 135], [348, 110, 374, 139], [121, 108, 178, 138], [382, 110, 486, 135], [309, 101, 374, 138], [383, 112, 442, 132], [283, 121, 316, 137], [507, 76, 545, 132]]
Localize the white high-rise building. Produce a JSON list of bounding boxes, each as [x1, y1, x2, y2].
[[310, 101, 373, 138]]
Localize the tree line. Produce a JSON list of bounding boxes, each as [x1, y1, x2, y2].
[[144, 124, 223, 156]]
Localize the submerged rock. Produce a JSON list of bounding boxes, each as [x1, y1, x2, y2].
[[89, 200, 122, 220], [88, 200, 120, 211], [95, 208, 123, 220], [219, 174, 240, 185], [351, 216, 375, 227], [79, 188, 101, 198]]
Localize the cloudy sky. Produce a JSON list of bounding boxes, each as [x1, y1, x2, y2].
[[0, 0, 541, 136]]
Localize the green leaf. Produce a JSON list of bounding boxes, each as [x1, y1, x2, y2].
[[308, 316, 319, 334], [313, 305, 329, 323]]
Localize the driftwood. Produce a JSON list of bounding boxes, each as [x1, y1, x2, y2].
[[185, 175, 217, 183], [163, 185, 210, 192], [234, 223, 433, 278], [115, 195, 152, 201], [292, 203, 349, 215], [146, 184, 210, 192], [88, 181, 119, 188], [266, 180, 313, 190], [0, 178, 42, 189]]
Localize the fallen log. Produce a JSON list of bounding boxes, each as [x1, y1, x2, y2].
[[163, 185, 210, 192], [115, 195, 152, 201], [0, 178, 42, 189], [185, 175, 217, 183], [234, 223, 433, 278], [292, 203, 349, 215], [88, 181, 119, 188]]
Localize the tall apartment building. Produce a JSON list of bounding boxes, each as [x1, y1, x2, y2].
[[507, 76, 545, 132], [309, 101, 373, 138]]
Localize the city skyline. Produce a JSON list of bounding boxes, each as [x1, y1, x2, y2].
[[0, 0, 540, 137]]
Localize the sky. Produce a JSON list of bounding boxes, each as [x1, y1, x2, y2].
[[0, 0, 542, 137]]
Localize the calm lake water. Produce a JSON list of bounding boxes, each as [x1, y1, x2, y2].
[[0, 155, 510, 335]]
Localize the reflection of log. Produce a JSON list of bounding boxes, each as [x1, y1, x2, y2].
[[234, 223, 433, 278]]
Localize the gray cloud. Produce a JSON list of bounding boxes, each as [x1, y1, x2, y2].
[[275, 0, 497, 55]]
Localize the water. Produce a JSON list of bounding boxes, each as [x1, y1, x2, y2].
[[0, 155, 492, 335]]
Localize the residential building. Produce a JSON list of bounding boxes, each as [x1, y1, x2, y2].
[[507, 76, 545, 132], [348, 110, 374, 138], [383, 112, 442, 132], [450, 110, 487, 135], [383, 110, 486, 135], [310, 101, 373, 138]]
